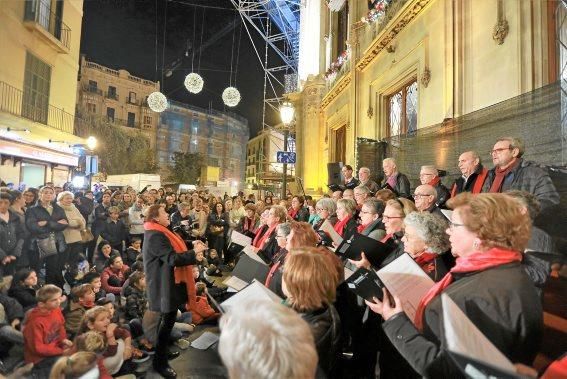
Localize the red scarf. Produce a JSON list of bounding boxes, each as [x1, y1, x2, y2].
[[144, 221, 197, 310], [488, 159, 519, 193], [414, 252, 437, 266], [428, 176, 441, 187], [288, 208, 299, 220], [255, 223, 278, 249], [380, 234, 393, 243], [243, 217, 257, 233], [334, 216, 351, 237], [357, 223, 367, 233], [252, 225, 267, 247], [414, 247, 522, 331]]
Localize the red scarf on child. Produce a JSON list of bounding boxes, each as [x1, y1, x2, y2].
[[144, 221, 197, 310], [414, 247, 522, 331], [334, 216, 352, 237]]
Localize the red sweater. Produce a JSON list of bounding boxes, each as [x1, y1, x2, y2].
[[190, 296, 219, 324], [23, 307, 67, 364], [101, 265, 130, 295]]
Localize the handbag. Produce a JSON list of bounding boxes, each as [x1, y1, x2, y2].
[[210, 225, 224, 235], [81, 229, 94, 243], [36, 233, 58, 260]]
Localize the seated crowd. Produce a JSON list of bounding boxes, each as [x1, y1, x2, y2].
[[0, 136, 564, 378]]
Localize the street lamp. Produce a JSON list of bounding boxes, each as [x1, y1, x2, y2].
[[279, 101, 295, 200], [86, 136, 97, 150]]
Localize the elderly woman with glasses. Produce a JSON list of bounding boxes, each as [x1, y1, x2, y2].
[[357, 199, 386, 241], [333, 198, 358, 239], [313, 198, 338, 230], [366, 193, 543, 377]]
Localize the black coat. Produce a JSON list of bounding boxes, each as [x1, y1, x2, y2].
[[382, 262, 543, 376], [342, 217, 358, 240], [257, 228, 280, 264], [301, 305, 341, 378], [290, 207, 310, 222], [432, 182, 451, 208], [382, 173, 411, 199], [75, 196, 94, 225], [25, 201, 68, 241], [8, 285, 37, 312], [450, 164, 486, 195], [100, 219, 128, 248], [92, 203, 110, 237], [143, 229, 197, 313], [0, 209, 24, 260]]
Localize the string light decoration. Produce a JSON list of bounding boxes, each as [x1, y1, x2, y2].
[[222, 87, 241, 107], [147, 91, 168, 112], [184, 73, 204, 94]]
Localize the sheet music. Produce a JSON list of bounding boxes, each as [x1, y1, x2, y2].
[[223, 275, 249, 291], [343, 260, 356, 280], [231, 230, 252, 247], [190, 331, 219, 350], [441, 294, 516, 373], [220, 280, 281, 310], [376, 253, 435, 322], [242, 245, 268, 265], [440, 209, 453, 221], [319, 219, 343, 245]]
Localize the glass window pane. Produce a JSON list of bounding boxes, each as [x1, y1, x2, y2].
[[405, 81, 418, 134], [389, 92, 402, 136]]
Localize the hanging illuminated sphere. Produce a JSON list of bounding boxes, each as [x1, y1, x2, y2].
[[184, 73, 204, 94], [222, 86, 241, 107], [147, 91, 168, 113]]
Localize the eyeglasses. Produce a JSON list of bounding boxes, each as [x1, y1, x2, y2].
[[359, 210, 373, 215], [276, 235, 288, 239], [382, 215, 403, 221], [490, 146, 512, 155], [412, 194, 432, 199], [448, 221, 466, 229]]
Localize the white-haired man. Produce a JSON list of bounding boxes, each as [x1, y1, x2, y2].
[[450, 150, 488, 197], [358, 167, 380, 194], [419, 165, 450, 208], [381, 158, 411, 199]]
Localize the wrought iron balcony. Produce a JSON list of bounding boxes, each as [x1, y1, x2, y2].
[[105, 91, 119, 101], [0, 81, 75, 134], [23, 0, 71, 53], [82, 84, 102, 96]]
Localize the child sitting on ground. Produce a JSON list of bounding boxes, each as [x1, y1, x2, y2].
[[206, 249, 222, 277], [82, 272, 115, 303], [64, 283, 96, 338], [122, 271, 154, 353], [64, 253, 91, 291], [8, 268, 39, 312], [74, 330, 113, 379], [123, 238, 142, 268], [49, 351, 99, 379], [190, 283, 220, 325], [101, 254, 130, 297], [23, 285, 73, 377]]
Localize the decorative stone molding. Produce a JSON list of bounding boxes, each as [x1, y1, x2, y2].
[[493, 19, 509, 45], [421, 67, 431, 88], [367, 107, 374, 118], [321, 73, 352, 110], [356, 0, 433, 72]]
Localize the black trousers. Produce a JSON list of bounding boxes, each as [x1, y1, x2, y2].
[[154, 310, 177, 368]]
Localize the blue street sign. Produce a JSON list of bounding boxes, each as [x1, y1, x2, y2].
[[277, 151, 296, 164]]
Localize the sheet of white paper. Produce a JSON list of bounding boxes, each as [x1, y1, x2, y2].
[[440, 209, 453, 221], [319, 219, 343, 245], [242, 245, 268, 265], [190, 331, 219, 350], [223, 275, 249, 291], [376, 253, 435, 322], [220, 280, 281, 310], [441, 294, 516, 373], [343, 260, 357, 281], [231, 230, 252, 247]]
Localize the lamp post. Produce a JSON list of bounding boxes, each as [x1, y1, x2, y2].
[[279, 101, 295, 200]]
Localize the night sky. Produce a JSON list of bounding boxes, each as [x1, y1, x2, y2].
[[81, 0, 283, 137]]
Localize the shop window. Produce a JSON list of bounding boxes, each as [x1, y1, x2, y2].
[[22, 51, 51, 124], [387, 79, 418, 137]]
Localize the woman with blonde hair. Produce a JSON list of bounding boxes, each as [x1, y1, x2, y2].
[[367, 193, 543, 377], [283, 247, 341, 377], [49, 351, 98, 379], [57, 191, 86, 272], [333, 198, 358, 239]]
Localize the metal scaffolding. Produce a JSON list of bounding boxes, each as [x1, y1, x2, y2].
[[230, 0, 300, 129]]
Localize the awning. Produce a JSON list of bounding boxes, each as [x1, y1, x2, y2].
[[0, 138, 79, 166]]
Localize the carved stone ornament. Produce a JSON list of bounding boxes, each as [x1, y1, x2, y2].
[[493, 19, 509, 45], [421, 67, 431, 88], [367, 107, 374, 118]]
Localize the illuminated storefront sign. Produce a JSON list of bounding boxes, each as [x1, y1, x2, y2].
[[0, 139, 79, 166]]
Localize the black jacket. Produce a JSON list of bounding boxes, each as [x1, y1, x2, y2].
[[0, 209, 24, 260], [25, 201, 68, 240], [451, 164, 486, 195], [382, 173, 411, 199], [341, 177, 360, 191], [92, 203, 111, 237], [482, 159, 559, 211], [432, 182, 451, 208], [75, 196, 94, 225], [382, 262, 543, 377], [143, 229, 197, 313], [8, 285, 37, 312], [124, 284, 147, 321], [342, 217, 358, 240], [290, 207, 310, 222], [0, 293, 24, 326], [301, 305, 341, 378], [100, 219, 128, 248]]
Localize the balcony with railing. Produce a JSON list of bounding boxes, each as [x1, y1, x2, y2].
[[126, 97, 139, 106], [0, 81, 75, 134], [23, 0, 71, 53], [82, 84, 102, 96], [105, 91, 119, 101]]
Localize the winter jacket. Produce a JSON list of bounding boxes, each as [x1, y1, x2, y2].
[[100, 219, 128, 250], [382, 262, 543, 377], [0, 209, 24, 260], [482, 159, 559, 211], [101, 265, 130, 295], [432, 182, 451, 208], [64, 301, 88, 335], [301, 305, 341, 378], [382, 173, 411, 199], [123, 284, 147, 321], [450, 164, 488, 196], [143, 229, 196, 313], [8, 285, 37, 312], [0, 293, 24, 326], [128, 205, 145, 235], [74, 196, 94, 226], [359, 218, 386, 241], [25, 201, 68, 242], [23, 307, 67, 364], [190, 295, 218, 324], [58, 203, 86, 244], [289, 207, 310, 222], [92, 203, 111, 237]]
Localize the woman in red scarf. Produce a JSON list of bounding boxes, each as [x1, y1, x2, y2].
[[333, 198, 358, 240], [365, 193, 543, 377], [252, 205, 287, 263], [239, 203, 260, 238], [288, 196, 310, 222], [143, 204, 207, 378]]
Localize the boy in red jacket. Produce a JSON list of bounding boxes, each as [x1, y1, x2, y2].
[[23, 284, 73, 375]]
